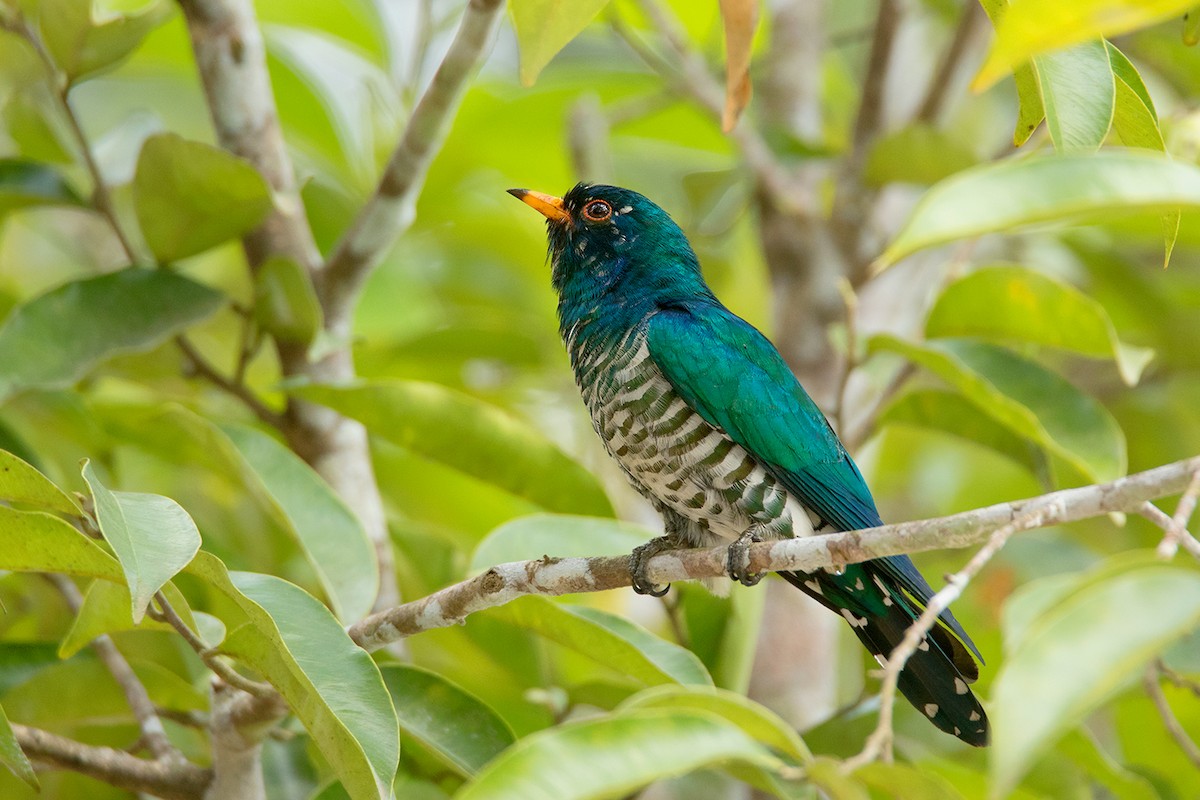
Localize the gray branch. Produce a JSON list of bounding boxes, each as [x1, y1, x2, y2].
[[349, 455, 1200, 651]]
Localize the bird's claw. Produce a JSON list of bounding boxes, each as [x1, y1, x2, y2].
[[726, 528, 764, 587], [629, 534, 680, 596]]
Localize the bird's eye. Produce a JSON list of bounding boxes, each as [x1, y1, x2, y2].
[[582, 199, 613, 222]]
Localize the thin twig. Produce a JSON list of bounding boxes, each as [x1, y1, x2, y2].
[[1145, 660, 1200, 769], [914, 2, 984, 124], [1157, 471, 1200, 559], [1161, 663, 1200, 700], [844, 503, 1059, 770], [349, 456, 1200, 651], [175, 336, 286, 430], [44, 575, 180, 763], [149, 592, 277, 699]]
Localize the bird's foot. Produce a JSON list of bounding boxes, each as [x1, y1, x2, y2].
[[726, 526, 765, 587], [629, 534, 683, 597]]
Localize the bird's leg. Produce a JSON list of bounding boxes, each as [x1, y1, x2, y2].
[[726, 524, 766, 587], [629, 532, 685, 597]]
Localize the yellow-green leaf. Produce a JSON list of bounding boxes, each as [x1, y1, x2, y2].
[[0, 447, 81, 516], [510, 0, 612, 86]]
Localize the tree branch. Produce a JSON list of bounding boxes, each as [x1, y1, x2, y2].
[[319, 0, 504, 333], [914, 2, 985, 124], [1145, 660, 1200, 770], [175, 336, 286, 430], [350, 455, 1200, 651], [1156, 470, 1200, 559], [13, 724, 211, 800]]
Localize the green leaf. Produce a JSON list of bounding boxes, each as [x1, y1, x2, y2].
[[926, 266, 1154, 385], [254, 256, 322, 345], [220, 423, 378, 624], [0, 268, 225, 402], [455, 708, 783, 800], [855, 763, 966, 799], [0, 158, 82, 216], [490, 596, 712, 687], [470, 514, 650, 572], [380, 665, 515, 777], [1032, 41, 1114, 152], [0, 701, 36, 790], [58, 580, 195, 659], [290, 381, 612, 517], [1057, 728, 1159, 800], [977, 0, 1045, 145], [38, 0, 172, 82], [863, 125, 977, 187], [0, 504, 122, 581], [133, 132, 273, 263], [868, 336, 1125, 482], [185, 553, 399, 800], [991, 558, 1200, 795], [975, 0, 1196, 89], [878, 388, 1045, 476], [617, 685, 811, 763], [1106, 43, 1157, 121], [877, 151, 1200, 268], [510, 0, 612, 86], [82, 460, 201, 624], [0, 447, 81, 515]]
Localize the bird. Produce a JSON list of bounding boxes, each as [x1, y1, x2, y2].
[[508, 183, 988, 746]]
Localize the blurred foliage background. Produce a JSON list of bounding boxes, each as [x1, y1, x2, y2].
[[1, 0, 1200, 798]]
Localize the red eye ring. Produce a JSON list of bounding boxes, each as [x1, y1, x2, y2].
[[582, 199, 613, 222]]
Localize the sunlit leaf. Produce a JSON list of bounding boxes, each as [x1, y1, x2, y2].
[[0, 702, 36, 790], [868, 336, 1125, 482], [0, 268, 225, 402], [490, 596, 712, 687], [133, 132, 272, 263], [992, 557, 1200, 795], [877, 151, 1200, 268], [977, 0, 1045, 145], [0, 159, 82, 217], [186, 553, 399, 800], [456, 708, 783, 800], [380, 665, 515, 777], [617, 685, 811, 763], [220, 423, 378, 624], [470, 514, 650, 572], [290, 381, 612, 517], [0, 447, 81, 515], [82, 460, 201, 623], [718, 0, 756, 132], [510, 0, 612, 86], [1032, 41, 1114, 152], [0, 505, 121, 581], [38, 0, 172, 82], [926, 266, 1154, 385], [58, 580, 195, 659], [255, 256, 322, 345], [975, 0, 1196, 90]]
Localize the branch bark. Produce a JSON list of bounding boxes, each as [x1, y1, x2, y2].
[[13, 724, 211, 800], [350, 455, 1200, 651]]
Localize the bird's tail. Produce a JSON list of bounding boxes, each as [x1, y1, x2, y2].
[[780, 566, 989, 747]]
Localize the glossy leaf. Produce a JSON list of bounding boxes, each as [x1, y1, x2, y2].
[[133, 133, 273, 263], [878, 388, 1044, 476], [290, 381, 612, 517], [617, 685, 811, 763], [977, 0, 1045, 145], [380, 664, 514, 777], [470, 514, 651, 572], [0, 158, 82, 216], [0, 701, 36, 790], [255, 256, 322, 344], [877, 151, 1200, 267], [58, 580, 195, 659], [868, 336, 1125, 482], [186, 554, 399, 800], [0, 505, 122, 581], [490, 596, 712, 687], [1033, 41, 1114, 152], [0, 268, 225, 402], [718, 0, 757, 132], [992, 558, 1200, 795], [975, 0, 1196, 89], [82, 460, 201, 624], [455, 708, 783, 800], [926, 266, 1154, 385], [38, 0, 172, 82], [0, 448, 81, 515], [510, 0, 612, 86], [220, 423, 378, 624]]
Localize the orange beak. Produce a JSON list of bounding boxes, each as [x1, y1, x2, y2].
[[507, 188, 570, 224]]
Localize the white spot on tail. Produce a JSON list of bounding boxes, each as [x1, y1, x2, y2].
[[840, 608, 868, 628], [955, 678, 968, 695], [969, 710, 981, 722], [803, 579, 823, 595], [854, 577, 864, 591], [924, 703, 939, 718], [917, 640, 930, 652]]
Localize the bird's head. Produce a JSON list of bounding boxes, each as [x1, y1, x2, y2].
[[508, 183, 711, 310]]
